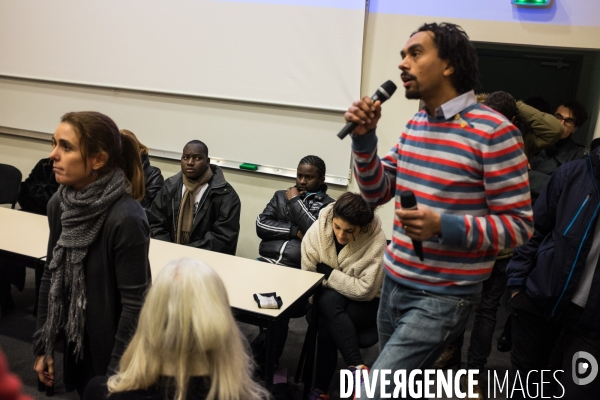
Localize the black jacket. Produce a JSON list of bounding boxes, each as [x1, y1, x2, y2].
[[528, 137, 587, 205], [140, 155, 164, 209], [148, 165, 241, 255], [36, 193, 151, 390], [17, 158, 59, 215], [507, 149, 600, 331], [256, 186, 334, 268]]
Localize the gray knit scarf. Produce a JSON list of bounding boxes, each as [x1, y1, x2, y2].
[[34, 169, 127, 361]]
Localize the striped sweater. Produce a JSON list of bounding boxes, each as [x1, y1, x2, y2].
[[352, 96, 534, 295]]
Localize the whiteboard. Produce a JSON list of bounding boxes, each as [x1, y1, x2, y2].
[[0, 0, 366, 182], [0, 0, 366, 111]]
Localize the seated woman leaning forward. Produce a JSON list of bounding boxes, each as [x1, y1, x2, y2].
[[83, 258, 270, 400], [301, 192, 387, 400]]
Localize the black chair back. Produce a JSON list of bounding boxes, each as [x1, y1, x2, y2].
[[0, 164, 22, 209]]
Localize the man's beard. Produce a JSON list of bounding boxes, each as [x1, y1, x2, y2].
[[405, 89, 421, 99], [404, 81, 421, 99]]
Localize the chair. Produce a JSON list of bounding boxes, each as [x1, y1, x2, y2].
[[294, 313, 379, 383], [0, 164, 22, 209]]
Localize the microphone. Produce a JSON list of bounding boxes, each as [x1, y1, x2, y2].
[[400, 190, 424, 261], [337, 80, 397, 140]]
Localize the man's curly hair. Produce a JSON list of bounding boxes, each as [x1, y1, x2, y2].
[[414, 22, 479, 95]]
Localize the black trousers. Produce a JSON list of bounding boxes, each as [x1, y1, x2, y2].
[[510, 292, 600, 400], [314, 288, 379, 392]]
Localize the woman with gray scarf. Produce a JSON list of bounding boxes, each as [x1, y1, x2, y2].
[[33, 112, 152, 397]]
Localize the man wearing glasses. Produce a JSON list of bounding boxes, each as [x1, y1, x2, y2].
[[529, 100, 589, 205], [148, 140, 241, 255]]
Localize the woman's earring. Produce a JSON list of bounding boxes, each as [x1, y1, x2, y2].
[[91, 170, 97, 176]]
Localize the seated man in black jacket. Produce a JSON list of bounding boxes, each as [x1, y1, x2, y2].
[[17, 158, 59, 215], [256, 155, 335, 268], [148, 140, 241, 255], [252, 155, 335, 369]]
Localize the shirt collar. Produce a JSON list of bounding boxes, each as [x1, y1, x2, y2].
[[434, 90, 477, 119]]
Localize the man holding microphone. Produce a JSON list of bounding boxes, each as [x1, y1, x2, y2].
[[345, 22, 533, 398]]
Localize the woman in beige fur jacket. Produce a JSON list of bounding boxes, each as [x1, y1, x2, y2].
[[301, 193, 386, 399]]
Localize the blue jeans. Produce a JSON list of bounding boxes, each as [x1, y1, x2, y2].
[[357, 275, 480, 399]]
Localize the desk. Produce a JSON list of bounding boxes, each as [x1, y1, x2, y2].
[[0, 207, 48, 259], [0, 207, 48, 314], [149, 239, 323, 392], [0, 207, 322, 394]]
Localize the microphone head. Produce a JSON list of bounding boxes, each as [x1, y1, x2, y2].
[[374, 80, 397, 103], [400, 190, 417, 208]]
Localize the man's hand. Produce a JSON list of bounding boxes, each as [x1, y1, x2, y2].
[[396, 204, 441, 241], [344, 96, 382, 136], [296, 230, 304, 240], [33, 354, 54, 387], [286, 187, 301, 201]]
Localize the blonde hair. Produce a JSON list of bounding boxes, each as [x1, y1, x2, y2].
[[120, 129, 149, 156], [107, 258, 270, 400]]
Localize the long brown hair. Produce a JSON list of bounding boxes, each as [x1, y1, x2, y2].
[[120, 129, 149, 156], [61, 112, 145, 200]]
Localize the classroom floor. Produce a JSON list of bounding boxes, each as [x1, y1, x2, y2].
[[0, 270, 512, 400]]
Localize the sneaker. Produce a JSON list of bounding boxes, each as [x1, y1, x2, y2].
[[307, 388, 329, 400], [347, 365, 369, 399], [460, 373, 485, 400]]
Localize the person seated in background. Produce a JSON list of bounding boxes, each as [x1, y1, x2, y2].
[[301, 193, 386, 400], [506, 146, 600, 399], [529, 99, 589, 205], [256, 155, 334, 268], [148, 140, 241, 255], [120, 129, 164, 209], [251, 155, 335, 373], [484, 92, 564, 160], [83, 258, 269, 400], [17, 158, 58, 215]]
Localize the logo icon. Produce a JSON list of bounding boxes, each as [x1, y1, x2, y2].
[[572, 351, 598, 386]]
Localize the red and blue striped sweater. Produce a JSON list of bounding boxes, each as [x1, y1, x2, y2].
[[352, 95, 534, 295]]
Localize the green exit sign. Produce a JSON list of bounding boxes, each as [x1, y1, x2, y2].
[[512, 0, 551, 5]]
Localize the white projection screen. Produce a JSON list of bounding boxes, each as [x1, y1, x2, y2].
[[0, 0, 367, 183]]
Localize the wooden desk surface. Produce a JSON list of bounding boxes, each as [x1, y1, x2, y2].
[[149, 239, 323, 319], [0, 207, 48, 259]]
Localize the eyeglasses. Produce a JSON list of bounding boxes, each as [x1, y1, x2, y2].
[[554, 113, 576, 127]]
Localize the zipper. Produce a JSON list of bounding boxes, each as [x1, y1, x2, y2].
[[551, 154, 600, 316], [563, 195, 590, 235]]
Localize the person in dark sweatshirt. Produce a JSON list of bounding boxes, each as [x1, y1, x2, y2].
[[17, 158, 59, 215]]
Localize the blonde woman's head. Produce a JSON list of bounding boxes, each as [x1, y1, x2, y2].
[[108, 258, 269, 400]]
